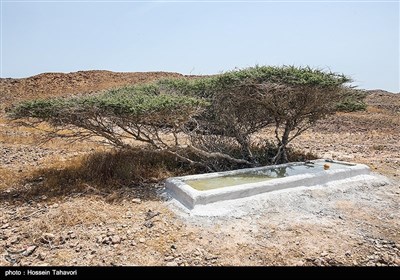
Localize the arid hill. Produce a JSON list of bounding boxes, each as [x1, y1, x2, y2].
[[0, 70, 184, 112], [365, 90, 400, 113]]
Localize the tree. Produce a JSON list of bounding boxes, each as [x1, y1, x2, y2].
[[161, 66, 352, 164], [10, 84, 209, 167], [10, 65, 353, 170]]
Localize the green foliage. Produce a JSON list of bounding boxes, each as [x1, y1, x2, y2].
[[158, 65, 351, 98], [11, 86, 208, 123], [10, 98, 70, 120], [336, 90, 367, 112], [336, 99, 367, 112], [213, 65, 350, 87]]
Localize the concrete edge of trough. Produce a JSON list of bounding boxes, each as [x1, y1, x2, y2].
[[164, 159, 371, 210]]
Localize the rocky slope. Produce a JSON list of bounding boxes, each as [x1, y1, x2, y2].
[[0, 70, 184, 112]]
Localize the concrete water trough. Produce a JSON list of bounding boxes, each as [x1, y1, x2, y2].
[[165, 159, 370, 209]]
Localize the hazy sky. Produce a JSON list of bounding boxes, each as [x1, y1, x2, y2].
[[1, 0, 399, 92]]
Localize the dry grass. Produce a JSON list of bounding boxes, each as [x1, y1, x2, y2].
[[4, 196, 130, 251], [0, 167, 21, 190], [1, 148, 198, 204], [367, 106, 386, 114], [25, 197, 123, 241]]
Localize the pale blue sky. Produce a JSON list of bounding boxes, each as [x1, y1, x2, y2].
[[1, 1, 399, 92]]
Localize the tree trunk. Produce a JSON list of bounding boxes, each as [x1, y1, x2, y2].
[[236, 135, 254, 161], [272, 125, 291, 164]]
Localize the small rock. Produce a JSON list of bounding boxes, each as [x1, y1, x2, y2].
[[0, 223, 10, 229], [132, 198, 141, 204], [69, 241, 79, 248], [22, 245, 37, 256], [19, 260, 29, 266], [295, 260, 304, 266], [125, 211, 133, 218], [195, 248, 203, 256], [139, 238, 145, 243], [164, 256, 175, 261], [41, 233, 55, 243], [205, 255, 218, 261], [111, 235, 121, 244], [51, 203, 59, 208], [9, 236, 20, 245], [313, 258, 324, 266], [1, 233, 9, 241], [102, 237, 111, 244], [320, 251, 328, 257], [166, 261, 178, 266], [145, 210, 160, 220], [382, 253, 390, 263], [130, 241, 137, 246], [4, 255, 16, 264], [171, 244, 177, 250], [345, 251, 351, 257], [38, 253, 46, 261], [144, 221, 154, 228]]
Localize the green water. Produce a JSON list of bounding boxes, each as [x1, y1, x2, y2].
[[185, 174, 274, 191], [185, 162, 352, 191]]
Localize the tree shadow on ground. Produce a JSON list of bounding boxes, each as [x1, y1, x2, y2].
[[0, 148, 197, 205]]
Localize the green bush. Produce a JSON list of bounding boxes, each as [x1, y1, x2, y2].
[[336, 90, 367, 112]]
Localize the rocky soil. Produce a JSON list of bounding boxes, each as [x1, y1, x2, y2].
[[0, 73, 399, 266]]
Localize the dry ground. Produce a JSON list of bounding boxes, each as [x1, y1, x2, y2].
[[0, 92, 399, 266]]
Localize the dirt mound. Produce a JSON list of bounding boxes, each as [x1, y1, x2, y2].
[[0, 70, 184, 112]]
